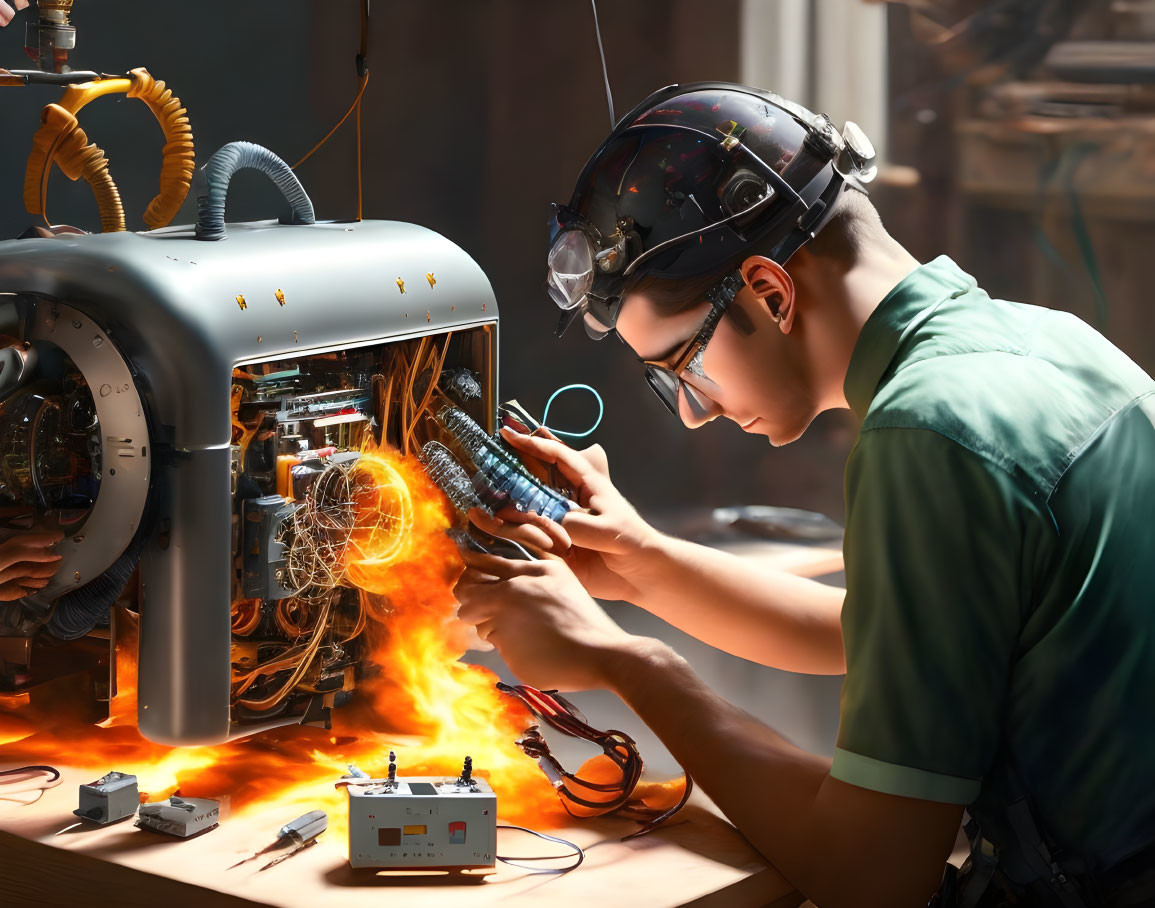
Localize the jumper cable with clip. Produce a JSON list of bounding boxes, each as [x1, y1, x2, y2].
[[497, 682, 692, 839]]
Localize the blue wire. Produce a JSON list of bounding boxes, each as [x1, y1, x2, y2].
[[540, 384, 603, 439]]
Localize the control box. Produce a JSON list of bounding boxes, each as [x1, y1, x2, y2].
[[346, 776, 496, 869]]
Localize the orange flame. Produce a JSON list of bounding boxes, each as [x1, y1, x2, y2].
[[0, 441, 564, 841]]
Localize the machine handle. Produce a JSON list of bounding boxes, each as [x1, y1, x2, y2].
[[194, 141, 316, 241]]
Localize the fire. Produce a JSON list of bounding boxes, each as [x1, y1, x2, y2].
[[0, 441, 564, 841]]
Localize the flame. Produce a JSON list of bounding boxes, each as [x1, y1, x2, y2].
[[0, 441, 565, 841]]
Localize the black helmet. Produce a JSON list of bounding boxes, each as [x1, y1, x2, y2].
[[547, 82, 877, 339]]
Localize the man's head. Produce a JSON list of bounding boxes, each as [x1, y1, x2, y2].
[[546, 82, 883, 443], [614, 188, 892, 444]]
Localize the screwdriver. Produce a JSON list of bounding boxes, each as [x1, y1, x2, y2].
[[228, 810, 328, 869]]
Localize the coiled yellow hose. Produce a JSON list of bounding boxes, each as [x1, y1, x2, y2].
[[23, 67, 194, 232], [29, 104, 125, 233]]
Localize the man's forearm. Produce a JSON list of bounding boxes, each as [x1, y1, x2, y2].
[[600, 638, 956, 908], [627, 533, 845, 674]]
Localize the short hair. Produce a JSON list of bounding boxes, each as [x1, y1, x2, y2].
[[621, 188, 884, 316]]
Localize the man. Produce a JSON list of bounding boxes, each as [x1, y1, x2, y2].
[[453, 84, 1155, 905]]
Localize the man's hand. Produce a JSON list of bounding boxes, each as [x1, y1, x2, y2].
[[0, 0, 29, 28], [0, 531, 64, 601], [453, 546, 638, 691], [468, 427, 662, 603]]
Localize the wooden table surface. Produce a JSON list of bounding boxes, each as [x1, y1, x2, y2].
[[0, 541, 841, 908], [0, 766, 802, 908]]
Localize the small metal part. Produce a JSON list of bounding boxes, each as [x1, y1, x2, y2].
[[237, 295, 247, 311], [396, 278, 405, 294], [75, 771, 139, 825], [135, 796, 220, 838], [426, 273, 436, 287], [280, 809, 327, 844], [441, 368, 482, 405], [229, 810, 328, 869], [275, 289, 286, 307]]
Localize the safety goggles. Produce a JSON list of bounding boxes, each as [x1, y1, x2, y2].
[[640, 270, 744, 417]]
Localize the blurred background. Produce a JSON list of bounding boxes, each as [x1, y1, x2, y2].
[[2, 0, 1150, 768]]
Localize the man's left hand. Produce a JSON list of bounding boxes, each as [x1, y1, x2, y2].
[[453, 547, 638, 691]]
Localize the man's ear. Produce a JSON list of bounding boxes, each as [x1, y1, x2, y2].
[[740, 255, 795, 332]]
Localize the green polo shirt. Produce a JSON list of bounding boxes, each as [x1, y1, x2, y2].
[[830, 255, 1155, 874]]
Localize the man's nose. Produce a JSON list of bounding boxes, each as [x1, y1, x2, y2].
[[678, 383, 724, 429]]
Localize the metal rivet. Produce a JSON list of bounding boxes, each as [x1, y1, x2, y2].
[[74, 571, 80, 582], [236, 295, 247, 311], [92, 336, 103, 347], [71, 319, 82, 329]]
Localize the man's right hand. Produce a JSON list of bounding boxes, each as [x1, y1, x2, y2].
[[467, 427, 662, 603], [0, 0, 29, 29], [0, 530, 64, 601]]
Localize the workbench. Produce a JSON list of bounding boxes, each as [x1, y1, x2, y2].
[[0, 540, 842, 908], [0, 764, 805, 908]]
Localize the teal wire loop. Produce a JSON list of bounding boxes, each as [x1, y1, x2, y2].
[[541, 384, 604, 439]]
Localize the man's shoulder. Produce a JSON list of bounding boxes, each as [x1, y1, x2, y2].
[[861, 299, 1155, 496]]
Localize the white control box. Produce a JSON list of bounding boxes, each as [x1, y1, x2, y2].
[[346, 776, 496, 869]]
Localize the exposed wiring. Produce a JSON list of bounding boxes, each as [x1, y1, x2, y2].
[[496, 824, 585, 873], [498, 682, 692, 838], [540, 383, 604, 439]]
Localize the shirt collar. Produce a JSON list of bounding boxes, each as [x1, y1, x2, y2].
[[843, 255, 978, 420]]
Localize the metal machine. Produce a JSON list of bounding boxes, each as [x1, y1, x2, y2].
[[0, 212, 499, 745]]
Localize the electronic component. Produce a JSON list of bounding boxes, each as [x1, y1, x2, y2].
[[436, 406, 575, 523], [440, 368, 482, 405], [24, 0, 77, 74], [135, 796, 220, 838], [341, 755, 496, 869], [241, 495, 301, 600], [74, 770, 138, 825], [418, 441, 484, 515], [499, 683, 692, 839], [229, 809, 328, 870]]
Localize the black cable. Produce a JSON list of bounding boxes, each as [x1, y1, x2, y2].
[[589, 0, 615, 129], [0, 765, 60, 783], [496, 824, 584, 874]]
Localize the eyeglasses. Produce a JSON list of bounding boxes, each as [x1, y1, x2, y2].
[[641, 270, 744, 418]]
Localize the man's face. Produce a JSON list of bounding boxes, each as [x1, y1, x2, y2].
[[615, 278, 816, 445]]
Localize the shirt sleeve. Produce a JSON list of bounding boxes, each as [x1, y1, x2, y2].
[[832, 426, 1038, 805]]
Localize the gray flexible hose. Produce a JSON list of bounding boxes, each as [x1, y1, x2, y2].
[[194, 141, 316, 241]]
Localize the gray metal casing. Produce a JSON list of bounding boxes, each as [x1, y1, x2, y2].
[[75, 771, 139, 825], [346, 777, 496, 869], [0, 220, 499, 745]]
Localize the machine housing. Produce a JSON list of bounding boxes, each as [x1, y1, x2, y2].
[[0, 218, 498, 744]]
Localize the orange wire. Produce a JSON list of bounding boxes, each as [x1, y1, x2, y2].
[[355, 82, 363, 221], [292, 71, 369, 171]]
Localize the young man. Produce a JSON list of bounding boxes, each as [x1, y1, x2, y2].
[[453, 84, 1155, 906]]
